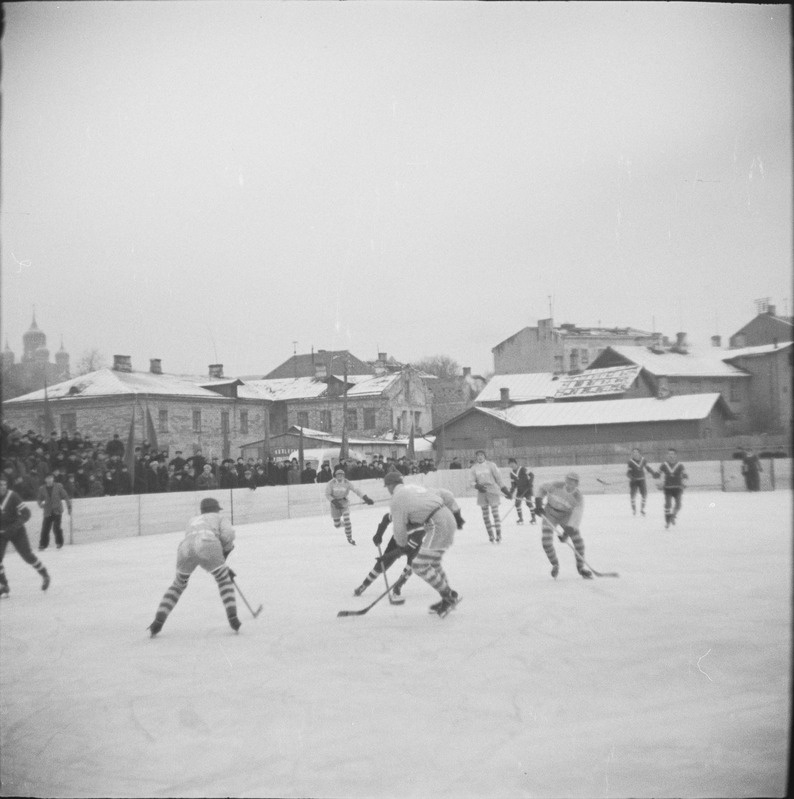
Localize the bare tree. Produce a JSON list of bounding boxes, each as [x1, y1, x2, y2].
[[75, 348, 107, 375], [414, 354, 461, 379]]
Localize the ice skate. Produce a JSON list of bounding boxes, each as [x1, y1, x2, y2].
[[353, 585, 366, 597], [41, 571, 50, 591], [0, 584, 9, 598], [148, 613, 166, 637], [551, 563, 559, 579], [228, 615, 242, 632], [436, 590, 460, 618], [578, 567, 593, 580]]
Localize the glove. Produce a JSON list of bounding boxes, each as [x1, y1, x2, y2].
[[223, 544, 235, 559], [475, 484, 487, 493], [19, 505, 32, 523], [500, 486, 512, 499], [453, 510, 465, 530], [558, 525, 577, 542], [363, 495, 374, 506], [331, 498, 344, 509], [227, 568, 237, 580], [372, 513, 391, 546]]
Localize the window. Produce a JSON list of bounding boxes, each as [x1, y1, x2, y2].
[[221, 411, 230, 434], [158, 409, 168, 433], [553, 355, 564, 374], [729, 383, 739, 402], [569, 350, 579, 371], [320, 410, 332, 432], [580, 349, 590, 366], [240, 411, 249, 434], [363, 408, 377, 430], [297, 411, 309, 429], [414, 411, 422, 434], [346, 409, 358, 430], [60, 413, 76, 433], [192, 410, 202, 432]]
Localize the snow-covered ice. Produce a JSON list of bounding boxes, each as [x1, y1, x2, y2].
[[1, 490, 790, 798]]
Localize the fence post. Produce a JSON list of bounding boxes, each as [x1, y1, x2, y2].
[[230, 488, 235, 524], [720, 460, 725, 492], [769, 458, 775, 490], [137, 494, 142, 536]]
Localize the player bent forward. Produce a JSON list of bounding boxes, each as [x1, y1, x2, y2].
[[536, 472, 592, 580], [0, 475, 51, 596], [385, 470, 462, 617], [148, 497, 240, 637]]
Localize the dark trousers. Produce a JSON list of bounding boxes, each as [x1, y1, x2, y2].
[[40, 514, 64, 548], [1, 526, 38, 568], [663, 489, 683, 520]]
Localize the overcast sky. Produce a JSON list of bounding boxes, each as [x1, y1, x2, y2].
[[1, 2, 791, 378]]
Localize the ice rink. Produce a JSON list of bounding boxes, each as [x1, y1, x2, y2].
[[1, 489, 790, 799]]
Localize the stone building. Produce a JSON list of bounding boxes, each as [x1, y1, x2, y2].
[[1, 313, 70, 400], [423, 367, 487, 428], [2, 355, 271, 460], [729, 304, 793, 349], [491, 317, 664, 375]]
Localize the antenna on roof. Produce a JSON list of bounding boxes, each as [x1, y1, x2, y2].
[[293, 341, 298, 378]]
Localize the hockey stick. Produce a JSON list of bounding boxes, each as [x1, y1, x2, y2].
[[501, 489, 534, 523], [542, 518, 620, 578], [230, 574, 263, 618], [338, 567, 412, 617], [377, 543, 405, 605]]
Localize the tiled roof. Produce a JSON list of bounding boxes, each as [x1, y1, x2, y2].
[[604, 346, 749, 378], [476, 392, 729, 428], [5, 368, 225, 403]]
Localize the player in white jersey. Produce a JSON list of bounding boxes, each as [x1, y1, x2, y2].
[[469, 450, 511, 542], [325, 467, 375, 545], [385, 470, 463, 617], [147, 497, 240, 636], [536, 472, 592, 579]]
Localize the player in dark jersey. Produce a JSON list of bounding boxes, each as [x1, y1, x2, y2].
[[626, 448, 659, 516], [657, 449, 688, 528], [507, 458, 535, 524]]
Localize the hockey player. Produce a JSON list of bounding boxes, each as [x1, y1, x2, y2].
[[0, 475, 50, 596], [147, 497, 240, 637], [469, 450, 511, 542], [384, 470, 463, 617], [626, 448, 659, 516], [353, 494, 466, 599], [324, 467, 375, 545], [658, 449, 687, 528], [508, 457, 535, 524], [536, 472, 592, 579], [36, 473, 72, 550]]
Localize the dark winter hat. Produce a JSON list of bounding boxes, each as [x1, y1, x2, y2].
[[200, 497, 222, 513], [384, 471, 404, 489], [565, 472, 580, 483]]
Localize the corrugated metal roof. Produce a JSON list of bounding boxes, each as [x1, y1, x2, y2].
[[607, 346, 748, 378], [722, 342, 793, 359], [476, 392, 727, 428], [6, 368, 225, 402]]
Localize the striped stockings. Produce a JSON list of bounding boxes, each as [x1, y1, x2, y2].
[[480, 506, 502, 541], [334, 512, 355, 544], [154, 566, 238, 626], [411, 549, 451, 595], [0, 559, 48, 591]]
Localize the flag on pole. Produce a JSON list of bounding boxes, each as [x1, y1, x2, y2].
[[262, 404, 271, 461], [145, 402, 159, 455], [339, 423, 349, 462], [125, 405, 137, 487], [298, 426, 305, 472], [436, 422, 446, 466], [43, 376, 56, 436], [407, 420, 416, 461]]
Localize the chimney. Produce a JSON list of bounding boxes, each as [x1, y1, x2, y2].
[[710, 336, 721, 348], [378, 352, 387, 361], [499, 387, 511, 408], [673, 332, 688, 352], [208, 364, 224, 379], [462, 366, 471, 377], [149, 358, 162, 374], [767, 304, 777, 316], [113, 355, 132, 372], [315, 361, 327, 379]]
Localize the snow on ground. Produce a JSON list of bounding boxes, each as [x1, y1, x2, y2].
[[1, 490, 790, 799]]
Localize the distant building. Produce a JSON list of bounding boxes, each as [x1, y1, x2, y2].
[[423, 367, 487, 428], [262, 349, 373, 380], [1, 313, 70, 400], [491, 317, 664, 375], [2, 355, 270, 460], [728, 303, 793, 349]]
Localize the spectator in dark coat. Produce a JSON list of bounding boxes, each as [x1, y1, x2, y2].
[[106, 433, 125, 459], [301, 464, 317, 484], [316, 462, 333, 483]]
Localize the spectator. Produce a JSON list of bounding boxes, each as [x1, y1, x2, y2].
[[85, 473, 104, 498], [220, 461, 239, 489], [106, 433, 125, 459], [169, 451, 187, 473], [36, 473, 72, 550], [316, 461, 333, 483], [240, 469, 257, 490], [300, 462, 317, 484], [196, 464, 219, 491]]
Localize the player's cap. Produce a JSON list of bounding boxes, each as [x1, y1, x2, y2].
[[200, 497, 222, 513], [384, 471, 404, 488], [334, 467, 346, 476], [565, 472, 580, 483]]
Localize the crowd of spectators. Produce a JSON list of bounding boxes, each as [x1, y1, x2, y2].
[[1, 423, 437, 501]]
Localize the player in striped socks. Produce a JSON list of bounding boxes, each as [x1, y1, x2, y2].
[[148, 497, 240, 637], [469, 450, 512, 542], [325, 467, 375, 545]]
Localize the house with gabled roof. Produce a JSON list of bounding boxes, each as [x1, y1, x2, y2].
[[2, 355, 271, 460], [729, 304, 793, 349]]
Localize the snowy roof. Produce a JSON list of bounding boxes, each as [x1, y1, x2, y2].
[[601, 345, 748, 378], [475, 373, 561, 403], [721, 342, 793, 359], [475, 392, 730, 428], [345, 373, 401, 396], [5, 368, 226, 403], [244, 377, 329, 401]]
